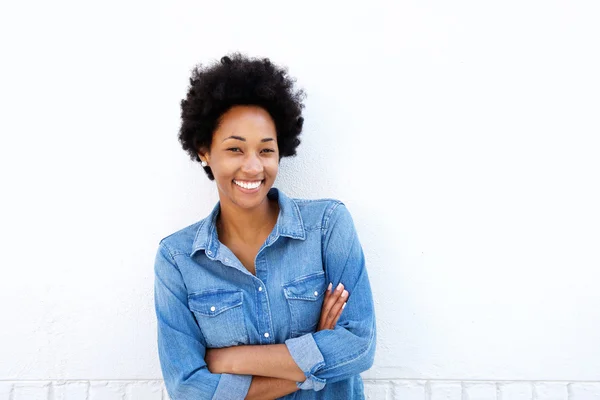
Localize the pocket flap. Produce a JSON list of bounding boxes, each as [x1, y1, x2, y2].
[[283, 272, 326, 301], [188, 290, 243, 316]]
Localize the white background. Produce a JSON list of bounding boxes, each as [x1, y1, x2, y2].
[[1, 0, 599, 383]]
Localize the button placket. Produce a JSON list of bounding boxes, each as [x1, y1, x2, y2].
[[254, 253, 274, 345]]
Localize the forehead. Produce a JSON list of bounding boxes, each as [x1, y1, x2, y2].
[[214, 105, 277, 140]]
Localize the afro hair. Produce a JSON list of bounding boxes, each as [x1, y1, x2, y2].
[[178, 52, 306, 180]]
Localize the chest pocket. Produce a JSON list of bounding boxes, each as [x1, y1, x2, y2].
[[283, 271, 327, 337], [188, 289, 249, 348]]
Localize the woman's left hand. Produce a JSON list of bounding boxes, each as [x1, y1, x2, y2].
[[317, 282, 349, 331]]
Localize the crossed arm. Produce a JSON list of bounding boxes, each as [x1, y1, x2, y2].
[[204, 283, 350, 399], [156, 203, 376, 399]]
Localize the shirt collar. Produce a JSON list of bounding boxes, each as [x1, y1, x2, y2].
[[191, 187, 306, 258]]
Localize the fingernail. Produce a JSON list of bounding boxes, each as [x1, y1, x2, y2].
[[341, 290, 348, 298], [328, 282, 332, 291], [342, 302, 347, 309], [336, 283, 343, 291]]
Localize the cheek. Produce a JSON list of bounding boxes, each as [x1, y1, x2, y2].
[[265, 159, 279, 175], [210, 162, 234, 183]]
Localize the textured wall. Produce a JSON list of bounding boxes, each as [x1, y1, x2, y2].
[[2, 380, 600, 400], [2, 0, 600, 398]]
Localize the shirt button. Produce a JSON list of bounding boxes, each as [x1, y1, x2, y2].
[[264, 332, 270, 338], [258, 286, 263, 292], [207, 250, 212, 255], [210, 306, 216, 312], [314, 291, 319, 296], [225, 257, 230, 262]]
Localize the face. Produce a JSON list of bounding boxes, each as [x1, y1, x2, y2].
[[199, 105, 279, 211]]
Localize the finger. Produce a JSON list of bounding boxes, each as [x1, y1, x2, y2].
[[323, 282, 333, 302], [320, 283, 344, 328], [321, 282, 344, 326], [326, 289, 348, 327], [321, 284, 344, 321], [330, 301, 347, 327], [318, 283, 333, 328], [319, 282, 333, 313]]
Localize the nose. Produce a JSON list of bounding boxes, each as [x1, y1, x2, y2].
[[241, 153, 263, 175]]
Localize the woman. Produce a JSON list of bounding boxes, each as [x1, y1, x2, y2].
[[154, 53, 376, 399]]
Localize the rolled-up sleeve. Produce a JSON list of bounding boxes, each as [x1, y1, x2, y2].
[[154, 242, 252, 400], [285, 202, 377, 391]]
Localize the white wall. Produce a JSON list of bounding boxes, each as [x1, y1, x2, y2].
[[1, 0, 599, 396]]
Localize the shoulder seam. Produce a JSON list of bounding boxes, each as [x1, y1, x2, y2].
[[322, 200, 344, 231], [158, 241, 182, 272]]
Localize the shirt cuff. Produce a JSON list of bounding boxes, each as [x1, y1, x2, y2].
[[213, 373, 252, 400], [285, 333, 326, 391]]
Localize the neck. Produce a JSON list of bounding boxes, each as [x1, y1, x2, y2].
[[217, 196, 279, 245]]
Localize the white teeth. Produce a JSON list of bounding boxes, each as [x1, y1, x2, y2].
[[234, 180, 262, 190]]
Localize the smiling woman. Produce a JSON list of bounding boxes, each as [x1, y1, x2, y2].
[[154, 53, 376, 400], [200, 105, 279, 213]]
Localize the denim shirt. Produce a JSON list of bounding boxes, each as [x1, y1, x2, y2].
[[154, 188, 376, 399]]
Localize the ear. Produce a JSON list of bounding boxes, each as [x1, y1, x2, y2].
[[197, 147, 210, 164]]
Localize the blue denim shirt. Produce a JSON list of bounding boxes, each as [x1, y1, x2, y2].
[[154, 188, 376, 399]]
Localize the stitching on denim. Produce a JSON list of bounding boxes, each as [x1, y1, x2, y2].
[[192, 218, 207, 250], [159, 242, 182, 273], [188, 288, 243, 297], [188, 298, 242, 318], [259, 255, 275, 345], [290, 198, 306, 237], [303, 225, 323, 232], [322, 201, 343, 230], [309, 361, 327, 376], [320, 201, 343, 289], [187, 290, 243, 315], [189, 301, 242, 316], [285, 294, 324, 301], [283, 270, 325, 286], [321, 200, 344, 260]]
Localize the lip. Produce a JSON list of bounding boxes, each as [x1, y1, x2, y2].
[[233, 179, 264, 193], [233, 179, 264, 183]]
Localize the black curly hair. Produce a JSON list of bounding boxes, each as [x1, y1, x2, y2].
[[178, 52, 306, 180]]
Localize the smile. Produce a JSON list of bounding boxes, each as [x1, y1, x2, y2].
[[233, 180, 263, 190]]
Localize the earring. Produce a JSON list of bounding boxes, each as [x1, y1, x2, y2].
[[201, 160, 208, 167]]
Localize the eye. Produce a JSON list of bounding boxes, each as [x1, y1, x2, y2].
[[261, 148, 275, 153], [226, 147, 242, 153]]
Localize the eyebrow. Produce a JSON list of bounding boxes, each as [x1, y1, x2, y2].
[[222, 135, 274, 143]]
